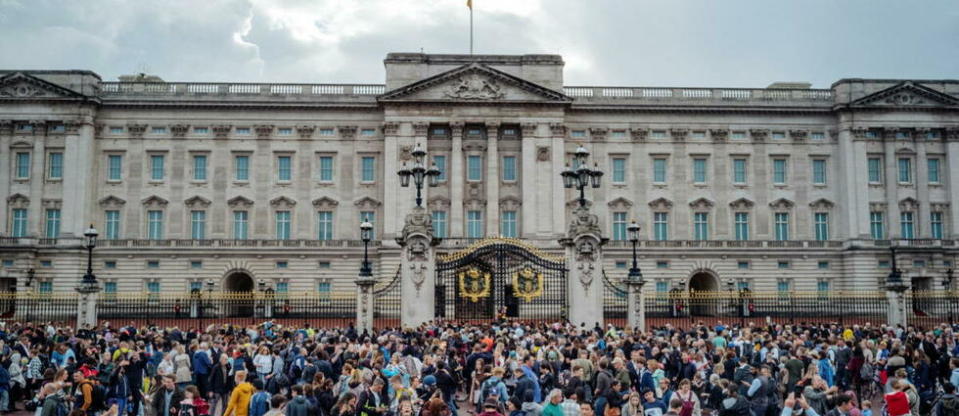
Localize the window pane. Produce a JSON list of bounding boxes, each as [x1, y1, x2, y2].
[[235, 156, 249, 181], [148, 210, 163, 240], [45, 209, 61, 238], [775, 213, 789, 241], [693, 158, 707, 183], [900, 212, 914, 239], [105, 210, 121, 239], [150, 155, 164, 180], [502, 156, 517, 181], [868, 158, 882, 183], [931, 212, 943, 239], [191, 210, 206, 239], [48, 153, 63, 179], [432, 211, 447, 238], [870, 212, 885, 240], [233, 211, 248, 240], [16, 152, 31, 179], [694, 212, 708, 240], [898, 158, 911, 183], [12, 209, 27, 237], [612, 212, 627, 241], [814, 213, 829, 241], [653, 159, 667, 182], [467, 155, 482, 181], [733, 159, 746, 184], [276, 211, 291, 240], [735, 212, 750, 241], [277, 156, 292, 181], [361, 157, 375, 182], [927, 158, 940, 183], [108, 155, 122, 180], [361, 212, 376, 239], [813, 160, 827, 184], [317, 211, 334, 240], [773, 159, 787, 184], [319, 156, 334, 181], [653, 212, 669, 241], [500, 211, 517, 238], [467, 210, 483, 238], [434, 156, 447, 181], [612, 158, 625, 183], [193, 155, 207, 180]]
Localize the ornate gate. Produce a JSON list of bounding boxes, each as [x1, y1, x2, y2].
[[435, 238, 567, 321]]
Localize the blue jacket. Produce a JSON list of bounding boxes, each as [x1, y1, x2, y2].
[[193, 350, 213, 375], [522, 365, 541, 403], [249, 391, 270, 416], [0, 366, 9, 391]]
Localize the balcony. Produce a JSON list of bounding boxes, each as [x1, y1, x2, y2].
[[564, 86, 834, 109]]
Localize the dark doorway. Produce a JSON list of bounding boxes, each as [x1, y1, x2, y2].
[[689, 272, 720, 316], [224, 272, 254, 317]]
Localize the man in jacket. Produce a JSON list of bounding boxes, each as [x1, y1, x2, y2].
[[150, 375, 184, 416], [285, 384, 313, 416], [358, 378, 387, 416], [193, 342, 214, 397]]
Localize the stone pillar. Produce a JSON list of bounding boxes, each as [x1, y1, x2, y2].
[[486, 122, 500, 236], [0, 121, 12, 232], [397, 206, 439, 328], [355, 275, 375, 335], [625, 280, 645, 332], [551, 124, 568, 237], [520, 123, 538, 237], [561, 206, 606, 327], [382, 122, 402, 239], [75, 284, 100, 328], [916, 138, 931, 237], [947, 129, 959, 236], [882, 129, 902, 237], [62, 119, 96, 236], [450, 123, 465, 237], [841, 126, 869, 238], [885, 289, 908, 328]]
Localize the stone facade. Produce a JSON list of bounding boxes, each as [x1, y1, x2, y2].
[[0, 53, 957, 299]]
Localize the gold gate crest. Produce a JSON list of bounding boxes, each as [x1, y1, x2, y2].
[[512, 267, 544, 302], [458, 267, 491, 303]]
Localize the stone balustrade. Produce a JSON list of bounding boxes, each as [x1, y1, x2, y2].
[[563, 86, 834, 107]]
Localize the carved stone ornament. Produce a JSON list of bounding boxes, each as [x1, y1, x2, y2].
[[412, 122, 429, 136], [443, 73, 505, 100], [947, 128, 959, 142], [408, 239, 429, 261], [409, 262, 428, 291], [171, 124, 190, 138], [127, 124, 147, 138], [399, 145, 413, 161], [670, 128, 688, 141], [750, 129, 769, 142], [567, 206, 602, 240], [338, 126, 357, 139], [297, 125, 315, 138], [576, 261, 595, 291], [382, 122, 400, 136], [0, 83, 47, 98], [213, 125, 232, 138], [789, 129, 808, 141], [254, 125, 274, 138], [630, 128, 649, 141], [710, 129, 729, 142], [398, 206, 434, 243], [536, 146, 551, 161], [589, 127, 608, 141], [522, 123, 539, 137]]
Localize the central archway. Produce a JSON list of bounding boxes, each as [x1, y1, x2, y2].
[[689, 271, 720, 316], [224, 272, 254, 317]]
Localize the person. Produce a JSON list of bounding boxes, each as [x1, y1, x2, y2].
[[622, 393, 643, 416], [223, 370, 254, 416], [482, 398, 506, 416], [826, 394, 854, 416], [72, 370, 96, 415], [560, 389, 581, 416], [285, 384, 312, 416], [861, 400, 872, 416], [718, 386, 750, 416], [39, 383, 66, 416], [643, 389, 667, 416], [150, 375, 183, 416], [193, 343, 213, 397], [884, 380, 911, 416], [208, 353, 233, 416], [666, 399, 684, 416], [249, 380, 271, 416], [542, 389, 564, 416], [673, 379, 701, 416], [932, 383, 958, 416], [803, 376, 836, 416], [358, 377, 387, 416], [265, 394, 287, 416], [331, 392, 358, 416]]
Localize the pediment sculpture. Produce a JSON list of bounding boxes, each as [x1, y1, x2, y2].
[[444, 73, 505, 100]]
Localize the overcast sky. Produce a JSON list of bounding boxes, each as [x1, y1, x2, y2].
[[1, 0, 956, 88]]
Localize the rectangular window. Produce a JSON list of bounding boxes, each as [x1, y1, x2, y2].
[[275, 211, 291, 240], [651, 130, 666, 139], [868, 158, 883, 183], [738, 261, 750, 270], [774, 212, 790, 241], [109, 126, 123, 134], [317, 211, 333, 240], [277, 156, 292, 181], [811, 132, 825, 140], [913, 260, 926, 268], [653, 212, 669, 241], [235, 155, 249, 181], [777, 281, 790, 297], [190, 210, 206, 240], [870, 211, 885, 239], [108, 154, 122, 180], [319, 262, 331, 269], [359, 211, 377, 240], [275, 261, 288, 269], [898, 158, 912, 183], [276, 282, 289, 296], [814, 213, 829, 241], [147, 210, 164, 240], [900, 212, 914, 239], [611, 130, 626, 138], [732, 158, 747, 184], [693, 212, 709, 240], [104, 261, 116, 269], [501, 211, 518, 238], [105, 210, 120, 239], [772, 131, 786, 140], [48, 152, 63, 179], [434, 155, 447, 181], [104, 282, 117, 294], [467, 210, 483, 238], [278, 128, 293, 136], [15, 152, 30, 179], [817, 281, 829, 299], [147, 282, 160, 301], [39, 281, 52, 294], [193, 127, 208, 134], [318, 156, 334, 182], [812, 159, 827, 185], [1, 260, 12, 267], [502, 156, 517, 182], [615, 262, 627, 269], [45, 209, 60, 238], [778, 261, 790, 269], [612, 212, 627, 241], [818, 261, 830, 269], [653, 158, 667, 183], [467, 155, 482, 181], [656, 261, 669, 269], [879, 260, 891, 268], [773, 158, 787, 184], [931, 212, 943, 239], [927, 158, 941, 183], [432, 211, 447, 238], [319, 128, 334, 136], [11, 208, 27, 237], [149, 155, 164, 181], [361, 156, 375, 182], [39, 260, 52, 267], [233, 211, 248, 240], [571, 130, 586, 138], [735, 212, 750, 241], [151, 126, 166, 134], [193, 155, 207, 181], [730, 131, 746, 140], [318, 281, 331, 301], [738, 281, 750, 290], [655, 281, 668, 293], [611, 158, 626, 184], [236, 127, 251, 135], [191, 261, 203, 269], [692, 158, 707, 183]]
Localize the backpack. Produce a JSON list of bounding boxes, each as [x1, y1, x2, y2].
[[860, 362, 874, 381], [940, 396, 959, 416], [77, 380, 108, 412], [481, 378, 499, 402], [678, 391, 695, 416]]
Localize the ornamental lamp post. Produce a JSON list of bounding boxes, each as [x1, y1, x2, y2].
[[561, 144, 603, 207], [626, 221, 643, 285], [397, 143, 441, 207], [887, 246, 907, 290], [625, 221, 646, 331], [81, 224, 98, 287], [359, 220, 374, 278]]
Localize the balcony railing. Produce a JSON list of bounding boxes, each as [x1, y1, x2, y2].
[[100, 82, 386, 98], [564, 86, 834, 106]]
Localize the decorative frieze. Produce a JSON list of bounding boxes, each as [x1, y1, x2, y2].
[[382, 122, 400, 136], [589, 127, 608, 142], [127, 123, 147, 138], [212, 125, 232, 138], [629, 127, 648, 141], [297, 125, 315, 138], [170, 124, 190, 138], [670, 128, 688, 141], [254, 125, 274, 139], [522, 123, 538, 137], [709, 129, 729, 143], [750, 128, 769, 142], [338, 125, 357, 139], [789, 129, 808, 141], [412, 122, 429, 137], [227, 196, 254, 208], [0, 120, 13, 135], [946, 127, 959, 142], [548, 123, 566, 137]]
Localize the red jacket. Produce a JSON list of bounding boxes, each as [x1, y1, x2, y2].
[[885, 391, 910, 416]]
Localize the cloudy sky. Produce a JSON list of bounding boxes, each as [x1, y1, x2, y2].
[[1, 0, 956, 88]]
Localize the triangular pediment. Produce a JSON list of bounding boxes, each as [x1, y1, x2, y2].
[[184, 195, 212, 208], [0, 72, 88, 101], [851, 81, 959, 108], [379, 63, 572, 103]]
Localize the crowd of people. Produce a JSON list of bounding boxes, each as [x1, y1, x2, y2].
[[0, 318, 957, 416]]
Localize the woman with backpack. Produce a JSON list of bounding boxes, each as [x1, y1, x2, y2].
[[674, 379, 702, 416]]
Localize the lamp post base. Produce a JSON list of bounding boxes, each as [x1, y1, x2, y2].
[[75, 282, 101, 329]]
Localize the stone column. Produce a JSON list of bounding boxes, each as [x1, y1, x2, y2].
[[450, 123, 465, 237], [551, 124, 568, 236], [62, 119, 96, 236], [382, 122, 402, 239], [29, 124, 46, 236], [625, 279, 646, 332], [882, 129, 902, 237], [885, 289, 908, 328], [520, 123, 538, 237], [397, 206, 439, 327], [355, 275, 375, 335], [916, 137, 931, 237], [486, 122, 500, 236], [841, 126, 869, 239], [75, 284, 100, 328], [561, 206, 606, 327], [946, 128, 959, 236], [0, 121, 12, 232]]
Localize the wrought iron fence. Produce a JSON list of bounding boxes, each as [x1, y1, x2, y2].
[[373, 267, 402, 330], [907, 290, 959, 329], [602, 271, 627, 325], [0, 293, 77, 323]]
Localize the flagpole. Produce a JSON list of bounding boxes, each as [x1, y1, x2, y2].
[[469, 4, 473, 55]]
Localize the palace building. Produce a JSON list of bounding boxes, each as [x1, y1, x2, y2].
[[1, 53, 957, 310]]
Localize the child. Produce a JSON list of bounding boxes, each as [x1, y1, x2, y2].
[[861, 400, 873, 416], [179, 386, 210, 416]]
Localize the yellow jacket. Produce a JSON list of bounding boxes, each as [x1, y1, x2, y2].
[[223, 382, 254, 416]]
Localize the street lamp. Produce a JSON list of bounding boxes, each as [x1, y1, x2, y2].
[[887, 246, 907, 290], [561, 144, 603, 207], [397, 143, 441, 207], [626, 221, 643, 285], [943, 268, 954, 290], [359, 220, 373, 277], [81, 224, 98, 286]]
